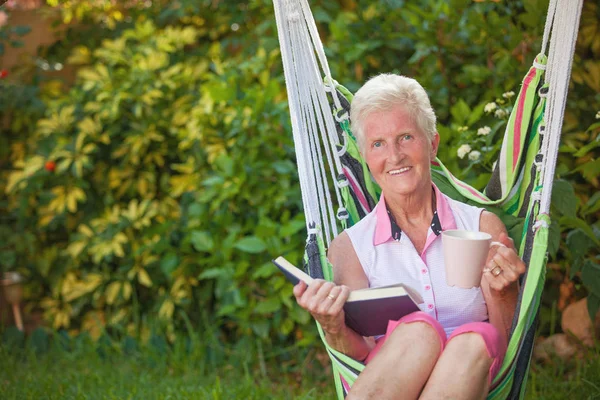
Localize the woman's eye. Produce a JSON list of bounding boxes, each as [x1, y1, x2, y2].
[[373, 141, 382, 148], [403, 134, 413, 140]]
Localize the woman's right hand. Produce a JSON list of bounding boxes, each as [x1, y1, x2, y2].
[[293, 279, 351, 335]]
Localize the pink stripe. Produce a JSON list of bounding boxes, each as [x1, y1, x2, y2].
[[513, 68, 537, 170], [343, 167, 371, 214], [340, 375, 351, 393], [448, 173, 488, 201]]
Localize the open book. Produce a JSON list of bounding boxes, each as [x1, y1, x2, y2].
[[273, 256, 423, 337]]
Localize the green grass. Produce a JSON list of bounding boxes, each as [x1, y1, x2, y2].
[[0, 327, 335, 399], [526, 345, 600, 400], [0, 328, 598, 399]]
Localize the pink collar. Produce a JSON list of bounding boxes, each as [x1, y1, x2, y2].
[[373, 183, 457, 246]]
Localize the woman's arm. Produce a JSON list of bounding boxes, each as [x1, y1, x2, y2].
[[479, 211, 527, 342], [293, 231, 375, 361]]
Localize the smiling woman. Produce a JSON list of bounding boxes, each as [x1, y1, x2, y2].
[[292, 74, 527, 400]]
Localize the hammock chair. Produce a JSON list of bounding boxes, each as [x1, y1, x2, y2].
[[273, 0, 583, 398]]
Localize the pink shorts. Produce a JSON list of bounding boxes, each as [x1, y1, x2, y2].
[[364, 311, 507, 384]]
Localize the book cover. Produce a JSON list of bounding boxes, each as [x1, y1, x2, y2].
[[273, 256, 422, 337]]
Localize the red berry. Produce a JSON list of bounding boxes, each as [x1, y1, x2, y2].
[[0, 70, 8, 79], [45, 161, 56, 172]]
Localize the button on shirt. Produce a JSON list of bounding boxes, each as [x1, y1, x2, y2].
[[345, 184, 488, 336]]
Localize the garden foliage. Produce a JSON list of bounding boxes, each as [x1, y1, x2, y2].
[[0, 0, 599, 344]]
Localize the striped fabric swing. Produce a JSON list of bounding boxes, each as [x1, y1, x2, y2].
[[273, 0, 583, 398]]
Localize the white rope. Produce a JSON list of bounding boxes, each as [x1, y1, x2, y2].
[[538, 0, 583, 215], [540, 0, 558, 57], [273, 0, 351, 245], [273, 0, 315, 227], [299, 0, 343, 113], [291, 17, 336, 242]]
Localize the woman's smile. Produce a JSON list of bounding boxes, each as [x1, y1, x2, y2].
[[388, 166, 412, 176]]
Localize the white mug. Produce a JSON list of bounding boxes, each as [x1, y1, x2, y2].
[[442, 230, 505, 289]]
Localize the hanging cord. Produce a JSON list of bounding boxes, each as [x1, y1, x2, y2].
[[274, 0, 319, 229], [538, 0, 584, 216], [274, 0, 351, 245], [540, 0, 558, 57]]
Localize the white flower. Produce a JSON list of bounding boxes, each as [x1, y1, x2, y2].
[[495, 108, 507, 118], [502, 91, 515, 99], [457, 144, 471, 159], [596, 111, 600, 119], [468, 151, 481, 161], [484, 102, 497, 113], [477, 126, 491, 136]]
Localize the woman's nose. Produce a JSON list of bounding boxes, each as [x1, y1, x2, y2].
[[389, 144, 404, 162]]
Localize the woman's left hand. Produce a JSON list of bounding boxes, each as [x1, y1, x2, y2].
[[483, 232, 526, 293]]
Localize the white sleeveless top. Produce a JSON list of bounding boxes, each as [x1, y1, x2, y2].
[[345, 184, 488, 336]]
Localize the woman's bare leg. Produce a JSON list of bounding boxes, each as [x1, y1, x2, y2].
[[419, 333, 492, 400], [347, 321, 442, 400]]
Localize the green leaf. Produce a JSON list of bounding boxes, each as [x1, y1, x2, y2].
[[254, 297, 281, 314], [566, 229, 595, 258], [467, 103, 485, 126], [251, 320, 270, 339], [198, 268, 227, 280], [160, 253, 179, 277], [234, 236, 267, 254], [582, 261, 600, 297], [214, 154, 234, 176], [574, 159, 600, 183], [552, 179, 577, 217], [583, 191, 600, 216], [280, 219, 305, 237], [190, 231, 214, 252], [587, 293, 600, 323], [559, 217, 600, 248], [547, 219, 561, 259], [252, 262, 276, 279], [450, 99, 471, 125]]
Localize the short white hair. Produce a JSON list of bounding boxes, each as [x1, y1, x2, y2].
[[350, 74, 437, 151]]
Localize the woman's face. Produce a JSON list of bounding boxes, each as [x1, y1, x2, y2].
[[362, 106, 439, 199]]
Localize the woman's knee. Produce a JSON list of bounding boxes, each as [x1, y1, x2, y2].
[[444, 332, 492, 367], [388, 317, 444, 355]]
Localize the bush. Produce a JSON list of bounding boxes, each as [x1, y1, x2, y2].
[[1, 0, 599, 344]]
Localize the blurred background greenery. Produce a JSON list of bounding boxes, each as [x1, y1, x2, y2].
[[0, 0, 599, 398]]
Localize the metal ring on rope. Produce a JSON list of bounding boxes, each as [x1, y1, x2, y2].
[[533, 60, 547, 71], [538, 86, 549, 98], [334, 108, 349, 123], [534, 153, 544, 170], [336, 174, 349, 189], [336, 208, 349, 221], [538, 125, 546, 135], [307, 221, 319, 235], [323, 81, 334, 92], [336, 132, 348, 156], [533, 217, 549, 232]]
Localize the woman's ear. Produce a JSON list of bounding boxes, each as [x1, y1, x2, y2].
[[431, 132, 440, 159]]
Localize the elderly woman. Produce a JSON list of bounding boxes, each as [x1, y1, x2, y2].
[[293, 74, 526, 400]]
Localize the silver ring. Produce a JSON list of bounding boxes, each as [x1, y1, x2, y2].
[[327, 293, 336, 301]]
